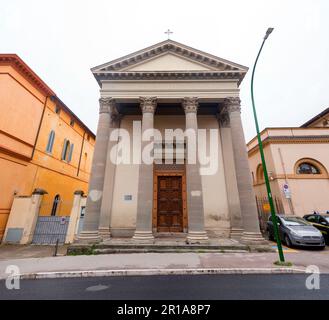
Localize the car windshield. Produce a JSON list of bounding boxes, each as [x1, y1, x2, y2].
[[280, 217, 309, 226], [325, 217, 329, 223]]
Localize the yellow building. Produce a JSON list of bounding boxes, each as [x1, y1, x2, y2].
[[247, 107, 329, 230], [0, 54, 95, 241]]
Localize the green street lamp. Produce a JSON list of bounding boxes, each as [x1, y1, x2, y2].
[[251, 27, 285, 262]]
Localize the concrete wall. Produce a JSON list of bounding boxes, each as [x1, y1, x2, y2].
[[3, 194, 42, 244]]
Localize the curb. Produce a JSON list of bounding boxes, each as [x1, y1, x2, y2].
[[8, 267, 306, 280]]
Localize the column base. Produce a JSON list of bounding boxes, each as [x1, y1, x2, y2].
[[98, 227, 111, 240], [240, 232, 268, 245], [132, 230, 155, 243], [186, 231, 209, 244], [230, 228, 244, 240], [76, 231, 101, 244]]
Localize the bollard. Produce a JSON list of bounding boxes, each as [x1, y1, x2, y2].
[[53, 238, 59, 257]]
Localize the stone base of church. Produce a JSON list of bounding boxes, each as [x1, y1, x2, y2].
[[132, 230, 155, 243], [68, 236, 270, 255], [230, 228, 244, 239], [98, 227, 111, 240], [240, 232, 268, 245], [110, 228, 135, 238], [186, 231, 209, 244], [76, 231, 101, 243]]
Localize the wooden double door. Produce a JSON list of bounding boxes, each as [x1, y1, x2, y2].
[[156, 175, 184, 232]]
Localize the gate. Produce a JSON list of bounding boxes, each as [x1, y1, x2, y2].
[[32, 216, 70, 244], [32, 197, 72, 244], [255, 196, 284, 233]]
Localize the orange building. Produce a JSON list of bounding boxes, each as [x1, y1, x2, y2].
[[0, 54, 95, 241]]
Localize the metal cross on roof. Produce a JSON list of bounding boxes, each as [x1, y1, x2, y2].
[[164, 29, 173, 39]]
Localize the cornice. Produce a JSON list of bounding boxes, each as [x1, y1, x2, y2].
[[93, 71, 244, 83], [248, 135, 329, 156], [253, 173, 329, 185], [0, 54, 55, 97]]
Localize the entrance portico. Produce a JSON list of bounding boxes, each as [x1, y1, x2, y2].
[[78, 39, 265, 245]]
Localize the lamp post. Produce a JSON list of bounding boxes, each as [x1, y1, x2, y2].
[[251, 28, 285, 262]]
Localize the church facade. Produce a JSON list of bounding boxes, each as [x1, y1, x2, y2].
[[78, 40, 264, 244]]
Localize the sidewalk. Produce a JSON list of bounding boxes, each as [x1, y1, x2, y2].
[[0, 247, 328, 279], [0, 244, 68, 260]]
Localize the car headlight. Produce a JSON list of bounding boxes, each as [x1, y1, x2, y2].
[[289, 229, 302, 238]]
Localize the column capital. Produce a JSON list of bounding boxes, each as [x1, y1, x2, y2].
[[216, 111, 230, 128], [224, 97, 241, 113], [99, 97, 115, 114], [110, 106, 122, 126], [139, 97, 157, 114], [182, 97, 199, 113]]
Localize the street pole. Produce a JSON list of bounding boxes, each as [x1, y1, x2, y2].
[[251, 28, 285, 262]]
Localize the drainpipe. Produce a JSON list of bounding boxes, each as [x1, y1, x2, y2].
[[31, 95, 51, 159], [77, 132, 86, 177]]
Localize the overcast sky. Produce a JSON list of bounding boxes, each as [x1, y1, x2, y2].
[[1, 0, 328, 141]]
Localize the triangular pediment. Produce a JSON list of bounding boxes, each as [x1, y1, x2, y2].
[[122, 52, 214, 72], [92, 40, 247, 73]]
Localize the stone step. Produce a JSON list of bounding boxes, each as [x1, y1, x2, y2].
[[67, 242, 252, 255], [95, 244, 248, 250], [94, 248, 248, 254]]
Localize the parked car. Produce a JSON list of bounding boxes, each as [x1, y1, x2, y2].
[[303, 214, 329, 245], [267, 215, 325, 249]]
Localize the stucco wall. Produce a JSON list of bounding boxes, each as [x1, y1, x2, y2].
[[248, 136, 329, 217], [110, 114, 229, 235], [0, 59, 95, 240], [110, 115, 141, 234]]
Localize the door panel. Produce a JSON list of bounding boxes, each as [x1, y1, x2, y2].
[[157, 176, 183, 232]]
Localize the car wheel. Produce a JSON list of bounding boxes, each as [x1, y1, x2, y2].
[[285, 235, 292, 248]]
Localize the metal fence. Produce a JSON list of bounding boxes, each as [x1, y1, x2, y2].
[[32, 216, 70, 244], [255, 196, 285, 233], [32, 198, 72, 244]]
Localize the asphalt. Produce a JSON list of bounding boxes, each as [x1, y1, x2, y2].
[[1, 274, 328, 300]]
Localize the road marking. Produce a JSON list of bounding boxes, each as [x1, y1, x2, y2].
[[85, 284, 109, 292], [271, 245, 298, 253]]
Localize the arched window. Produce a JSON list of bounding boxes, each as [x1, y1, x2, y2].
[[62, 139, 74, 162], [51, 194, 60, 216], [68, 143, 74, 162], [256, 164, 265, 183], [46, 130, 55, 153], [297, 162, 320, 174]]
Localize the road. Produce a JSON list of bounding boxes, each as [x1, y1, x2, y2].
[[1, 274, 328, 300]]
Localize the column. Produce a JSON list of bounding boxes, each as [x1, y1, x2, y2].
[[217, 110, 243, 239], [78, 97, 113, 242], [224, 97, 265, 244], [183, 97, 209, 243], [98, 106, 122, 239], [133, 97, 157, 242]]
